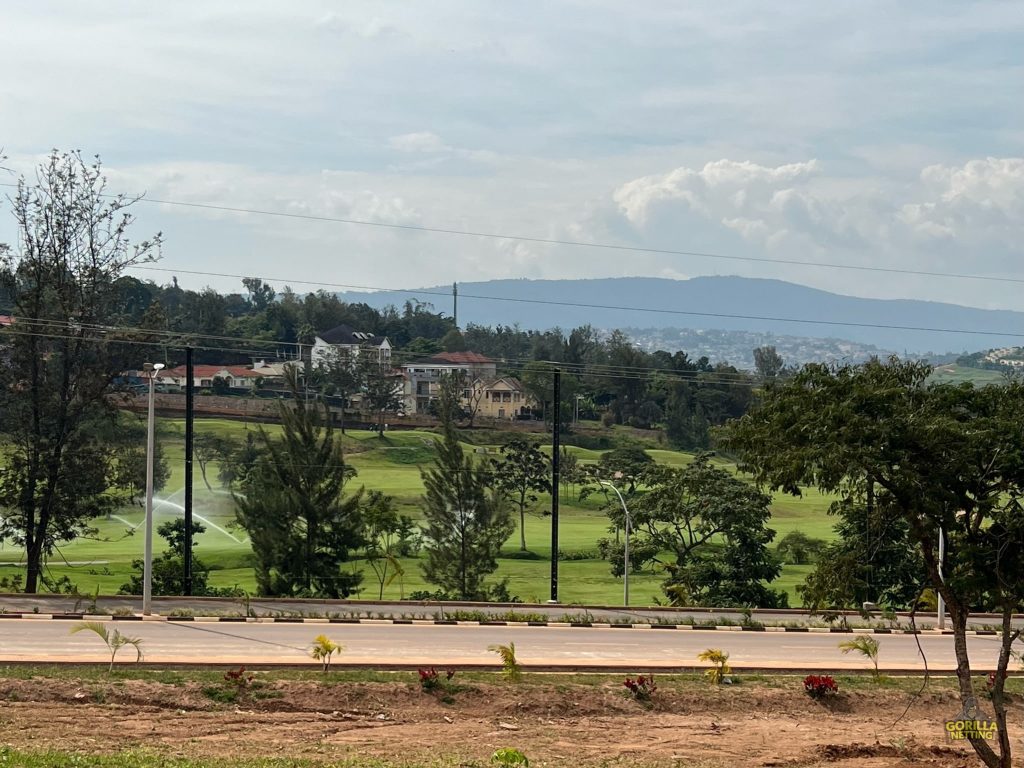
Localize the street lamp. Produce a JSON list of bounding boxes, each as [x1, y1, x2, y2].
[[599, 480, 631, 606], [141, 362, 164, 615]]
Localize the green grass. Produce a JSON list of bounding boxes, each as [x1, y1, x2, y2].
[[928, 364, 1007, 385], [0, 417, 839, 606]]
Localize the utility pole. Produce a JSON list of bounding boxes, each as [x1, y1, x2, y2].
[[452, 282, 458, 329], [183, 346, 194, 596], [549, 367, 560, 603]]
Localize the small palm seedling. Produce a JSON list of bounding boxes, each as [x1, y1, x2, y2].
[[839, 635, 880, 679], [310, 634, 342, 672], [697, 648, 731, 685], [70, 621, 143, 673], [492, 747, 529, 766], [488, 641, 522, 682]]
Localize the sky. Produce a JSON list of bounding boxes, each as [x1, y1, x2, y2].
[[1, 1, 1022, 312]]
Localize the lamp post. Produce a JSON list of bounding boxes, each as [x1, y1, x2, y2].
[[599, 480, 631, 606], [141, 361, 164, 616]]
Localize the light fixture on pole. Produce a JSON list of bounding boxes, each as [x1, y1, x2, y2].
[[599, 479, 631, 606], [141, 361, 164, 616]]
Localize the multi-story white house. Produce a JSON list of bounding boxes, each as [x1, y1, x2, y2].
[[311, 324, 392, 369]]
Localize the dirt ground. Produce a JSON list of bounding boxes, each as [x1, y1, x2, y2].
[[0, 674, 1014, 767]]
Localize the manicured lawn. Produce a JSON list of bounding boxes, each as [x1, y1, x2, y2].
[[0, 417, 838, 606]]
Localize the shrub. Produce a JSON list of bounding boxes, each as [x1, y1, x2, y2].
[[697, 648, 731, 685], [803, 674, 839, 699], [224, 666, 254, 691], [492, 747, 529, 767], [418, 667, 456, 693], [623, 674, 657, 702]]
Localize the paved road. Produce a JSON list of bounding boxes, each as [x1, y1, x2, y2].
[[1, 594, 1017, 630], [0, 619, 1006, 670]]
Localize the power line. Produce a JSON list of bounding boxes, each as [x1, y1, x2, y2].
[[126, 265, 1024, 341], [2, 180, 1021, 285]]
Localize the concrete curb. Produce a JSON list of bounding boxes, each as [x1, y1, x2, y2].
[[0, 612, 976, 634]]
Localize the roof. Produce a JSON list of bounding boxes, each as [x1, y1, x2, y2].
[[159, 365, 260, 379], [405, 351, 496, 368], [477, 376, 523, 390], [317, 324, 388, 347]]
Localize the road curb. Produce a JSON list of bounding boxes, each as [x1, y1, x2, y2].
[[0, 613, 966, 634]]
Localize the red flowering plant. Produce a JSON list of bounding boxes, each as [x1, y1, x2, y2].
[[803, 674, 838, 700], [623, 674, 657, 702]]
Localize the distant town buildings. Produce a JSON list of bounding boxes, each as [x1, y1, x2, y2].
[[311, 324, 391, 369]]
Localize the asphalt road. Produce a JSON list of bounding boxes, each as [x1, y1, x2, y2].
[[0, 619, 1006, 671]]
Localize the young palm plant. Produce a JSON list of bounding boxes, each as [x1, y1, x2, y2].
[[70, 621, 143, 673], [488, 641, 522, 682], [839, 636, 881, 679], [310, 634, 342, 672], [697, 648, 731, 685]]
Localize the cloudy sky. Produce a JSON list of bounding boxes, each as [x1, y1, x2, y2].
[[1, 1, 1022, 311]]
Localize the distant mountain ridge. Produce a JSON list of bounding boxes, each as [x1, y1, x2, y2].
[[335, 276, 1024, 354]]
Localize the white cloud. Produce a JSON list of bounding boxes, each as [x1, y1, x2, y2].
[[389, 132, 448, 153]]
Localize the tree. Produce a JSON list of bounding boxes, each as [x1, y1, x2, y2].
[[420, 384, 513, 600], [617, 455, 786, 608], [193, 433, 231, 491], [775, 530, 826, 565], [492, 438, 551, 551], [361, 491, 416, 599], [361, 358, 403, 436], [440, 328, 467, 352], [119, 519, 225, 596], [318, 347, 365, 434], [112, 440, 170, 504], [719, 359, 1024, 768], [595, 446, 653, 495], [0, 151, 161, 592], [752, 345, 784, 379], [235, 369, 365, 597]]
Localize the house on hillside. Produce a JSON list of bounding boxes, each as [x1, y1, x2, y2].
[[311, 324, 391, 369], [156, 364, 264, 391], [468, 376, 532, 420], [401, 351, 499, 414]]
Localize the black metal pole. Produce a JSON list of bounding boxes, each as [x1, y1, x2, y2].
[[184, 346, 194, 596], [550, 367, 560, 603]]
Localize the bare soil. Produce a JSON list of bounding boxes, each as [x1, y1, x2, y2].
[[0, 675, 1013, 767]]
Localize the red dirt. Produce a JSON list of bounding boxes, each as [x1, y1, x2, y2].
[[0, 675, 1011, 766]]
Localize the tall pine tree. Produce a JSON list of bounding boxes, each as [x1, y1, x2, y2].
[[420, 384, 513, 600], [236, 368, 364, 597]]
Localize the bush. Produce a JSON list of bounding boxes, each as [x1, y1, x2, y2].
[[623, 674, 657, 702], [803, 674, 838, 699], [418, 667, 456, 693]]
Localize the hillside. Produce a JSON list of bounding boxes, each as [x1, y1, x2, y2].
[[336, 276, 1024, 354]]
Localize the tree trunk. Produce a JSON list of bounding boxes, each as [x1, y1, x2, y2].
[[949, 602, 1001, 767], [519, 506, 527, 551]]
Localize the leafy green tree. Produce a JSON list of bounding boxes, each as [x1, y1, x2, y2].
[[112, 440, 170, 504], [595, 446, 654, 495], [0, 150, 161, 592], [619, 455, 786, 608], [361, 491, 416, 599], [492, 438, 551, 551], [752, 345, 785, 379], [193, 433, 231, 491], [420, 385, 513, 600], [235, 369, 365, 598], [361, 357, 403, 437], [774, 530, 826, 565], [318, 347, 365, 433], [719, 359, 1024, 768], [798, 496, 923, 611], [119, 519, 228, 596]]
